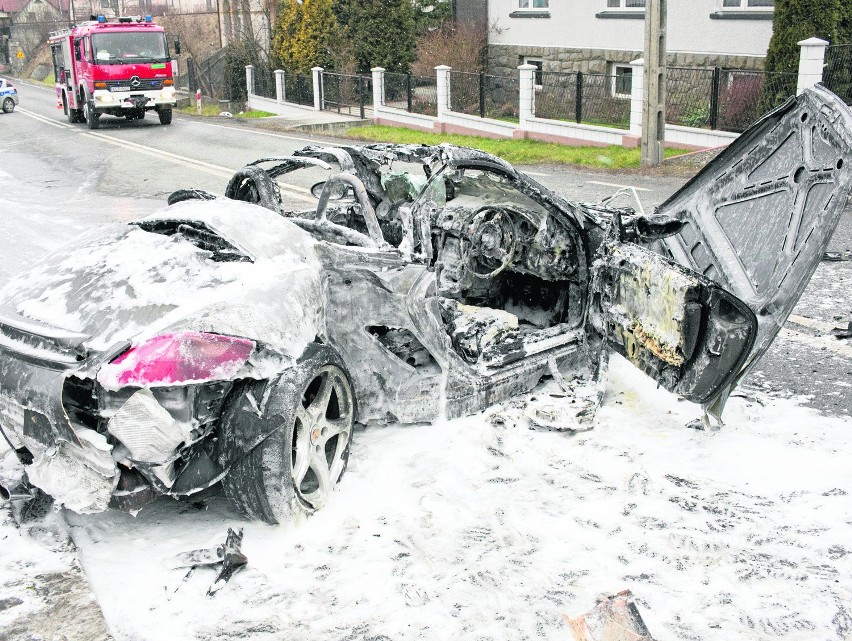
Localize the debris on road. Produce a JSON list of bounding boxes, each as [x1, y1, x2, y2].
[[173, 527, 248, 596], [831, 320, 852, 339], [823, 250, 852, 261], [564, 590, 656, 641]]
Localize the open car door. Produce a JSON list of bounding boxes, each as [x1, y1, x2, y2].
[[593, 85, 852, 417]]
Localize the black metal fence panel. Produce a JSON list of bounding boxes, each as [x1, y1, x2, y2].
[[322, 72, 373, 118], [253, 66, 277, 100], [449, 71, 482, 116], [578, 73, 630, 128], [717, 69, 796, 132], [666, 67, 714, 128], [534, 71, 629, 128], [824, 44, 852, 105], [384, 72, 438, 116], [286, 73, 314, 107], [667, 66, 796, 133], [449, 71, 519, 121]]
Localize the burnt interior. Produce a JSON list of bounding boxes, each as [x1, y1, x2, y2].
[[135, 219, 252, 263]]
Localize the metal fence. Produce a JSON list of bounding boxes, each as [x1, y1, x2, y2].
[[667, 66, 797, 133], [253, 66, 277, 100], [535, 71, 631, 128], [322, 72, 372, 118], [384, 72, 438, 116], [449, 71, 520, 121], [824, 44, 852, 106], [286, 73, 314, 107]]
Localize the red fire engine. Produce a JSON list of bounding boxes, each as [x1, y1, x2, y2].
[[49, 15, 178, 129]]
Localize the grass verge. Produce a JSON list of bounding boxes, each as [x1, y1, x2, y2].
[[178, 105, 275, 118], [343, 124, 687, 169]]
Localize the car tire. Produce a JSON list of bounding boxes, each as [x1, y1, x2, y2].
[[223, 345, 355, 524], [224, 166, 280, 213], [158, 107, 172, 125], [2, 97, 14, 113], [84, 97, 99, 130]]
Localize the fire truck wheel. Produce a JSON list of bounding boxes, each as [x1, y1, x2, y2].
[[64, 95, 81, 123], [158, 107, 173, 125], [84, 99, 99, 130], [2, 98, 14, 113]]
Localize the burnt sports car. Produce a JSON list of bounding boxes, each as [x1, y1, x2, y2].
[[0, 86, 850, 523]]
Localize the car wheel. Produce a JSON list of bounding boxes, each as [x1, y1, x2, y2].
[[84, 98, 99, 129], [2, 97, 14, 113], [223, 345, 355, 524], [225, 166, 280, 213], [158, 107, 172, 125]]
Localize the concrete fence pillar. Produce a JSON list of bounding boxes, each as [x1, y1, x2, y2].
[[312, 66, 324, 111], [274, 69, 285, 103], [797, 37, 828, 95], [629, 58, 644, 138], [435, 65, 452, 121], [371, 67, 385, 113], [245, 64, 254, 97], [517, 63, 536, 128]]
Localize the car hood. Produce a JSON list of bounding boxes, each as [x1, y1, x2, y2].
[[0, 200, 324, 357]]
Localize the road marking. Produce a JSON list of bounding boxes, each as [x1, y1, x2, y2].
[[787, 314, 838, 334], [588, 180, 651, 192], [17, 106, 72, 130], [72, 129, 314, 202], [779, 326, 852, 359], [522, 170, 549, 177], [194, 120, 336, 146]]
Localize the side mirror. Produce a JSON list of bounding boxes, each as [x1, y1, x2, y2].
[[173, 37, 181, 55]]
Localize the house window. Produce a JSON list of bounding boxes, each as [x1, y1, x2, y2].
[[606, 0, 646, 8], [722, 0, 773, 7], [519, 0, 549, 8], [523, 57, 543, 87], [610, 63, 632, 98]]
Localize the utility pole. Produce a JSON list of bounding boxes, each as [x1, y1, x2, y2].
[[641, 0, 666, 167]]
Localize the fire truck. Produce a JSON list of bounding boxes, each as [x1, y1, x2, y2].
[[49, 16, 177, 129]]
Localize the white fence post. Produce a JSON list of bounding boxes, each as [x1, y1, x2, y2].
[[629, 58, 644, 138], [245, 64, 254, 97], [435, 65, 451, 122], [312, 66, 324, 111], [274, 69, 285, 104], [517, 64, 536, 128], [797, 37, 829, 95], [371, 67, 385, 115]]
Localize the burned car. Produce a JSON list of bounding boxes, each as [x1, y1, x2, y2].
[[0, 86, 850, 523]]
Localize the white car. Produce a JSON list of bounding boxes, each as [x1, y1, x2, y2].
[[0, 78, 19, 113]]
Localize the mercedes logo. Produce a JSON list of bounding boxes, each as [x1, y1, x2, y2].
[[130, 76, 141, 88]]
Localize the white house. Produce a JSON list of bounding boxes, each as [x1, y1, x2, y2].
[[487, 0, 775, 79]]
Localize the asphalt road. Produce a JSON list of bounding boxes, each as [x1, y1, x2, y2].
[[2, 77, 851, 417]]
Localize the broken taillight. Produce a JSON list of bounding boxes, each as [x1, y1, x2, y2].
[[97, 332, 255, 388]]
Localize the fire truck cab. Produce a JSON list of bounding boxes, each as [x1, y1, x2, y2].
[[49, 16, 177, 129]]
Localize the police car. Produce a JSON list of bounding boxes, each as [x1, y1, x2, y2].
[[0, 78, 19, 113]]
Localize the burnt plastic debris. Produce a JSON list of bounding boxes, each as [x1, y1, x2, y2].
[[173, 527, 248, 596]]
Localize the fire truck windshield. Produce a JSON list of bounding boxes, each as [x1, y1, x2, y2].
[[91, 32, 168, 64]]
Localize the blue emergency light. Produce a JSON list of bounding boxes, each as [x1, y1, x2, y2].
[[145, 15, 152, 22], [97, 15, 106, 22]]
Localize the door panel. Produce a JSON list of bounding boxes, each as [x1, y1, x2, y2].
[[590, 242, 757, 405]]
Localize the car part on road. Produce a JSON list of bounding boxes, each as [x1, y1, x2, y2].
[[173, 527, 248, 596], [564, 590, 656, 641]]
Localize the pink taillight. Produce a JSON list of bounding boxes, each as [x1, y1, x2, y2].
[[98, 332, 255, 388]]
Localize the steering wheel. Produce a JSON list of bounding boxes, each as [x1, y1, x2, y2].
[[463, 207, 517, 278]]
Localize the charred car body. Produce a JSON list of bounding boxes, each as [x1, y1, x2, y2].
[[0, 86, 850, 523]]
